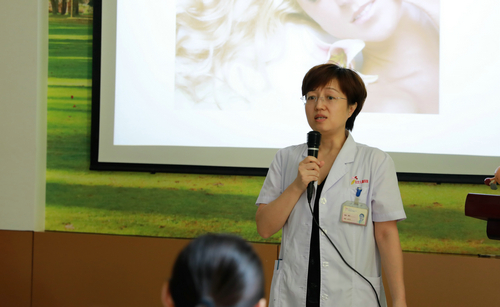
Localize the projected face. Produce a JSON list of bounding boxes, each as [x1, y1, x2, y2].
[[305, 79, 356, 135], [296, 0, 403, 41]]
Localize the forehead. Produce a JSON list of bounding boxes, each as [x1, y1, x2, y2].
[[310, 79, 343, 94]]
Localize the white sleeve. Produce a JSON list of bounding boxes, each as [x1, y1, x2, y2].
[[255, 151, 283, 206], [371, 152, 407, 222]]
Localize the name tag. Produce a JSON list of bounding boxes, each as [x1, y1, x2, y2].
[[341, 201, 368, 226]]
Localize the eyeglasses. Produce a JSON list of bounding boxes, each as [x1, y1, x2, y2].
[[301, 94, 347, 105]]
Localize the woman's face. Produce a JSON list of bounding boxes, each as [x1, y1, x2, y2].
[[296, 0, 403, 42], [305, 78, 356, 135]]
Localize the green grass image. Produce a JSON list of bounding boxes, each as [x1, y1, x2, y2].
[[46, 16, 500, 254]]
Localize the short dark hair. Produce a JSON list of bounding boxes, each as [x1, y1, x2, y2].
[[169, 234, 265, 307], [302, 63, 367, 131]]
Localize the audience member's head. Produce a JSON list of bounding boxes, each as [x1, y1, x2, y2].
[[162, 233, 266, 307]]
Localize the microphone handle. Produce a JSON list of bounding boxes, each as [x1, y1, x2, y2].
[[307, 182, 315, 203], [307, 148, 319, 203]]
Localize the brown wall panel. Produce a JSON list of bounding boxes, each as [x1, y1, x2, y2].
[[23, 231, 500, 307], [382, 252, 500, 307], [403, 252, 500, 307], [32, 232, 190, 307], [251, 242, 279, 301], [32, 232, 277, 307], [0, 230, 33, 307]]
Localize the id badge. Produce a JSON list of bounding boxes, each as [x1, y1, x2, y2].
[[340, 187, 369, 226]]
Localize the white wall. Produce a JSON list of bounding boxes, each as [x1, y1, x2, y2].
[[0, 1, 47, 231]]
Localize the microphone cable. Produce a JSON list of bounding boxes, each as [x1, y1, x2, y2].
[[307, 191, 382, 307]]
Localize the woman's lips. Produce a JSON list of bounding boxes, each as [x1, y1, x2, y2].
[[315, 115, 327, 122], [352, 0, 376, 24]]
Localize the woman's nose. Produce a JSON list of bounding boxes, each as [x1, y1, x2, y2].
[[315, 97, 327, 109]]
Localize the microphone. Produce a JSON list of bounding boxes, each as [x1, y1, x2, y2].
[[307, 131, 321, 203]]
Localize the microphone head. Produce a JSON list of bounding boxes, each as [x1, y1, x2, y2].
[[307, 131, 321, 148]]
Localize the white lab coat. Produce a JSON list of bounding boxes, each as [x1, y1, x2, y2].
[[256, 133, 406, 307]]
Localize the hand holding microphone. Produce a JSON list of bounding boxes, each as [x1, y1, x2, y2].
[[294, 131, 323, 201]]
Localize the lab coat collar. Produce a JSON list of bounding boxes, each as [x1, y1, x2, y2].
[[302, 131, 357, 192], [301, 131, 356, 161]]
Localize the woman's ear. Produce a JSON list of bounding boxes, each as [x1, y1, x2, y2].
[[348, 102, 358, 117], [161, 282, 175, 307], [255, 298, 266, 307]]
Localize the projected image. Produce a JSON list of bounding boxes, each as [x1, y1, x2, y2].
[[108, 0, 498, 173], [175, 0, 439, 114]]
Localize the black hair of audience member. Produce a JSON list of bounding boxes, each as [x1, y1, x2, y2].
[[162, 233, 266, 307]]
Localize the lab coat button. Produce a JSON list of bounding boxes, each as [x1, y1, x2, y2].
[[321, 294, 328, 301], [322, 261, 329, 268], [320, 198, 327, 205], [321, 229, 327, 236]]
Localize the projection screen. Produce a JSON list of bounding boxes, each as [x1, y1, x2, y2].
[[91, 0, 500, 183]]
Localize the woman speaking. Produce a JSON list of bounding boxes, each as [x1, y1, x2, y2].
[[256, 64, 407, 307]]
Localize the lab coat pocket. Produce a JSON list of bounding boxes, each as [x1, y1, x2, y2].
[[353, 275, 383, 307], [269, 260, 284, 307]]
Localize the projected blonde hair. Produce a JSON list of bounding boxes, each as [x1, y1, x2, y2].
[[175, 0, 313, 108]]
